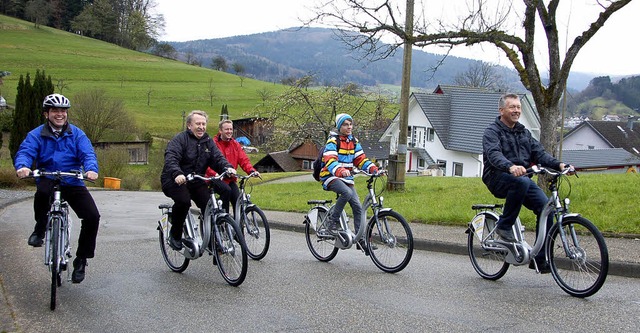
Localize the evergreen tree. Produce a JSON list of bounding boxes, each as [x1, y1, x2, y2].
[[9, 71, 53, 163]]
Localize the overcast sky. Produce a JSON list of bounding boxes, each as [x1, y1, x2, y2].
[[155, 0, 640, 76]]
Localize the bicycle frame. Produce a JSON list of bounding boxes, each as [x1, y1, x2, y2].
[[320, 170, 394, 249], [45, 186, 72, 274], [476, 166, 579, 265]]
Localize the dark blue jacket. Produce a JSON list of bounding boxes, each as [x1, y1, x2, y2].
[[14, 123, 98, 187], [482, 116, 561, 185]]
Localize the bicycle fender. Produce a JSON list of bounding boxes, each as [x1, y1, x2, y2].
[[563, 213, 582, 218]]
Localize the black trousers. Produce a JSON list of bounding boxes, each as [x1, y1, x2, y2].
[[162, 180, 210, 239], [33, 178, 100, 259], [210, 179, 240, 214]]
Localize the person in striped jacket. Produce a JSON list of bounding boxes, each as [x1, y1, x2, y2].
[[319, 113, 378, 250]]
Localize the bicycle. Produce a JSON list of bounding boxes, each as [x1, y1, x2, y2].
[[157, 171, 248, 286], [466, 165, 609, 297], [27, 170, 89, 310], [304, 169, 414, 273], [234, 172, 270, 260]]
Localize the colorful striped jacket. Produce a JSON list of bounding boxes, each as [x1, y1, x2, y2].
[[319, 131, 375, 189]]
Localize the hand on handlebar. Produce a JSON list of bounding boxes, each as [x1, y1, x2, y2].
[[86, 171, 99, 181], [16, 167, 31, 179], [250, 170, 261, 179], [509, 165, 527, 177], [175, 174, 186, 185]]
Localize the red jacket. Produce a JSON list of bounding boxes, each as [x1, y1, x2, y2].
[[205, 134, 256, 184]]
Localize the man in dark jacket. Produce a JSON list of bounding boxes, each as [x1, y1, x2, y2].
[[482, 93, 570, 272], [161, 110, 234, 251]]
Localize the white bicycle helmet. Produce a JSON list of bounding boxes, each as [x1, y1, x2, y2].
[[42, 93, 70, 110]]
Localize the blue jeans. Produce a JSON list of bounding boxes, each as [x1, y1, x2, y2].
[[486, 172, 550, 237], [327, 180, 363, 232]]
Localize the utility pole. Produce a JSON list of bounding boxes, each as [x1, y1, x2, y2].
[[388, 0, 413, 191]]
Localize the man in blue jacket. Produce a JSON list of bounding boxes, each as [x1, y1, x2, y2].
[[15, 93, 100, 284], [482, 93, 570, 273]]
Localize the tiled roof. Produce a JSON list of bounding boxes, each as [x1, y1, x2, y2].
[[414, 85, 517, 154], [564, 121, 640, 157], [359, 138, 390, 160], [562, 148, 640, 169]]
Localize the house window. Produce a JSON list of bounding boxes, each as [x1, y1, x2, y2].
[[417, 158, 425, 169], [304, 160, 311, 170], [427, 127, 435, 142], [437, 159, 447, 175], [588, 145, 595, 149], [453, 162, 463, 177]]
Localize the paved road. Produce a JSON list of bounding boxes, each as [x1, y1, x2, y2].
[[1, 190, 639, 332]]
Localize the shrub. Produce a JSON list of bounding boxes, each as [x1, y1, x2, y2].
[[96, 148, 128, 187]]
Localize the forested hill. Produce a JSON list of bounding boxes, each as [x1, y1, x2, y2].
[[167, 27, 594, 92]]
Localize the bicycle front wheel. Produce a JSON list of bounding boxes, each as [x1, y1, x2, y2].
[[213, 215, 248, 286], [241, 206, 270, 260], [547, 216, 609, 298], [49, 216, 61, 311], [158, 213, 189, 273], [305, 206, 338, 262], [367, 210, 413, 273], [467, 213, 509, 280]]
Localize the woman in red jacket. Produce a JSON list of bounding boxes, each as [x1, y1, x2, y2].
[[206, 119, 260, 214]]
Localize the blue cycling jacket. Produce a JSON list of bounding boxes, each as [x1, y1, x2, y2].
[[14, 123, 98, 187]]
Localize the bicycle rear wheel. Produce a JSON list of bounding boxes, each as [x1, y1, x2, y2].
[[241, 205, 270, 260], [213, 215, 248, 286], [49, 216, 60, 311], [467, 213, 509, 280], [547, 216, 609, 298], [305, 206, 338, 262], [158, 213, 189, 273], [367, 210, 413, 273]]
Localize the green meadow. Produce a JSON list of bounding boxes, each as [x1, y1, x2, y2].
[[1, 14, 286, 139]]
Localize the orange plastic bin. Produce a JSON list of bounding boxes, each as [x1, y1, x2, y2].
[[103, 177, 121, 190]]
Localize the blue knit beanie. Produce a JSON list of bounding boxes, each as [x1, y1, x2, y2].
[[335, 113, 353, 129]]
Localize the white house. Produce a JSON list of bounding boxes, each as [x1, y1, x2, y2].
[[379, 85, 541, 177]]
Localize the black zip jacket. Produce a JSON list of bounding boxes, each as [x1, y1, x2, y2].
[[482, 116, 561, 185], [160, 130, 232, 189]]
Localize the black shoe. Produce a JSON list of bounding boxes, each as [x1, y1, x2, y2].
[[356, 239, 370, 256], [72, 257, 87, 283], [28, 231, 44, 247], [529, 257, 551, 274], [496, 227, 517, 242], [168, 235, 183, 251]]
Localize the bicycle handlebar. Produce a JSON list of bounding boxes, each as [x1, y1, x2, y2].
[[526, 164, 577, 178], [29, 169, 91, 181], [352, 168, 387, 177], [186, 170, 232, 182]]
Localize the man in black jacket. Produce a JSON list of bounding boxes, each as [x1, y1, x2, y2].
[[482, 93, 570, 272], [161, 110, 235, 251]]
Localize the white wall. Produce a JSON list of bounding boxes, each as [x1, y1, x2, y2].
[[562, 128, 612, 150]]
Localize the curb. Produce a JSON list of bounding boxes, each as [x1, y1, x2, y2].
[[267, 220, 640, 279]]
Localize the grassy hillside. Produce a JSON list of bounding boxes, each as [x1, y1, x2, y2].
[[0, 14, 286, 139]]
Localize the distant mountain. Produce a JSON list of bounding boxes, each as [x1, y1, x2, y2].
[[167, 27, 594, 92]]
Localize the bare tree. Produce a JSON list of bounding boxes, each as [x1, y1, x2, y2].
[[207, 78, 216, 107], [454, 61, 509, 91], [211, 56, 228, 71], [72, 89, 137, 143], [232, 62, 246, 87], [263, 81, 393, 152], [309, 0, 634, 158]]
